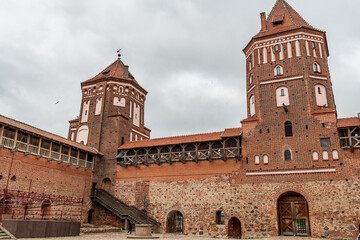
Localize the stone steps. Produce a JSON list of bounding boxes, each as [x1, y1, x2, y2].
[[0, 226, 16, 240]]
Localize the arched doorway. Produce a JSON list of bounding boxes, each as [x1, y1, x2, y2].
[[102, 178, 112, 192], [41, 199, 51, 219], [88, 209, 94, 224], [166, 211, 183, 233], [278, 192, 310, 236], [228, 217, 241, 238]]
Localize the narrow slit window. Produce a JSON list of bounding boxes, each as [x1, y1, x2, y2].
[[285, 121, 293, 137], [280, 89, 285, 96]]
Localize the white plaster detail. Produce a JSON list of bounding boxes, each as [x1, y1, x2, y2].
[[76, 125, 89, 145], [313, 63, 321, 73], [260, 75, 303, 85], [99, 86, 103, 91], [312, 152, 319, 161], [129, 100, 133, 117], [71, 132, 75, 141], [95, 98, 102, 115], [247, 85, 255, 93], [263, 47, 268, 64], [271, 46, 276, 62], [250, 95, 255, 116], [133, 102, 140, 127], [287, 42, 292, 58], [132, 128, 150, 139], [135, 134, 138, 141], [255, 156, 260, 165], [113, 97, 126, 107], [309, 75, 327, 80], [81, 101, 90, 123], [249, 75, 253, 84], [315, 84, 328, 107], [276, 87, 289, 107], [295, 40, 301, 57], [305, 40, 310, 56], [319, 43, 323, 58], [70, 128, 77, 131], [313, 48, 317, 58], [332, 150, 339, 160], [130, 132, 133, 142], [252, 51, 255, 68], [322, 151, 329, 160], [257, 49, 261, 64], [280, 44, 284, 60], [246, 168, 336, 176], [263, 155, 269, 164]]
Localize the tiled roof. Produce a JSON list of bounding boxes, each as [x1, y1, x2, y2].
[[118, 127, 242, 150], [338, 117, 360, 128], [255, 0, 320, 38], [82, 58, 138, 85], [0, 114, 100, 154]]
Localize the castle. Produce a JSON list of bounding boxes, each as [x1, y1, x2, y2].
[[0, 0, 360, 239]]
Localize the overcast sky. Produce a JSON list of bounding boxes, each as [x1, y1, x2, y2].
[[0, 0, 359, 139]]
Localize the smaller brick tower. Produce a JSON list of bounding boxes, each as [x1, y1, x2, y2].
[[241, 0, 343, 178], [68, 57, 151, 189]]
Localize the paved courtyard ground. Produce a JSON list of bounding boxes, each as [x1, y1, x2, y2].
[[22, 232, 325, 240]]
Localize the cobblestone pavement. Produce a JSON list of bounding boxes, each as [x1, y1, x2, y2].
[[22, 232, 325, 240]]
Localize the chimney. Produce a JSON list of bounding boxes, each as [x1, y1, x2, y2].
[[123, 65, 129, 79], [260, 12, 267, 32]]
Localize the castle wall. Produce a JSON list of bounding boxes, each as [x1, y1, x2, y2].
[[0, 147, 92, 221], [114, 159, 359, 239]]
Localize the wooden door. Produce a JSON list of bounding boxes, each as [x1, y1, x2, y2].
[[279, 194, 309, 236]]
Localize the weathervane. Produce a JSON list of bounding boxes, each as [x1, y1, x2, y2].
[[117, 48, 121, 59]]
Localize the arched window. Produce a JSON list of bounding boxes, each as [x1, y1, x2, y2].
[[322, 151, 329, 160], [312, 152, 319, 161], [249, 75, 253, 84], [332, 150, 339, 160], [255, 156, 260, 165], [313, 63, 321, 73], [284, 150, 292, 160], [285, 121, 293, 137], [315, 84, 328, 106], [263, 155, 269, 164], [216, 210, 225, 225], [276, 87, 289, 107], [274, 65, 283, 76], [250, 95, 255, 116], [119, 87, 123, 93]]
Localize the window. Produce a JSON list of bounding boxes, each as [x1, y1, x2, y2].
[[255, 156, 260, 164], [280, 89, 285, 96], [88, 89, 91, 95], [322, 151, 329, 160], [312, 152, 319, 161], [332, 150, 339, 160], [274, 65, 283, 76], [275, 45, 280, 52], [216, 211, 225, 225], [119, 87, 123, 93], [314, 63, 320, 73], [320, 138, 331, 148], [285, 121, 293, 137], [317, 86, 321, 94], [311, 41, 316, 49], [263, 155, 269, 164], [284, 150, 292, 160]]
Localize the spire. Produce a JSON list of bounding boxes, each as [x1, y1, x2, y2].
[[255, 0, 320, 38]]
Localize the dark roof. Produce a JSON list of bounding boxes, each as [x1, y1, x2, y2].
[[0, 114, 100, 154]]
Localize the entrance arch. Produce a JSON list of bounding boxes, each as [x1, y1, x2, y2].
[[278, 192, 310, 236], [166, 210, 183, 233], [228, 217, 241, 238], [102, 178, 112, 192]]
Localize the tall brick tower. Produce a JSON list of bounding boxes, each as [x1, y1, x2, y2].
[[68, 57, 151, 187], [241, 0, 343, 175]]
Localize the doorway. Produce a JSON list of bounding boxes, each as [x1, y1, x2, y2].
[[278, 192, 310, 236], [166, 210, 183, 233], [228, 217, 241, 238]]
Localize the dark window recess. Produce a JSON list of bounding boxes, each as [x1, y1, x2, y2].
[[3, 127, 16, 139], [320, 138, 331, 148], [52, 143, 60, 152], [276, 66, 282, 75], [285, 121, 293, 137], [87, 154, 94, 162], [280, 89, 285, 96], [79, 151, 86, 160], [41, 139, 51, 149], [216, 211, 225, 225], [17, 131, 28, 143], [71, 149, 78, 158], [61, 146, 69, 155], [284, 150, 292, 160], [312, 41, 316, 48], [30, 136, 40, 146], [275, 45, 280, 52], [11, 175, 16, 181]]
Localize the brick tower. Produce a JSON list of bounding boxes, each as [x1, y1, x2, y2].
[[241, 0, 343, 175], [68, 57, 151, 188]]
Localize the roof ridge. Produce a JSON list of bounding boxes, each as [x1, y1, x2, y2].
[[281, 0, 313, 28], [143, 130, 224, 142]]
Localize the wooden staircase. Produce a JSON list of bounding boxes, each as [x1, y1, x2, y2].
[[91, 189, 160, 232], [0, 226, 16, 240]]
